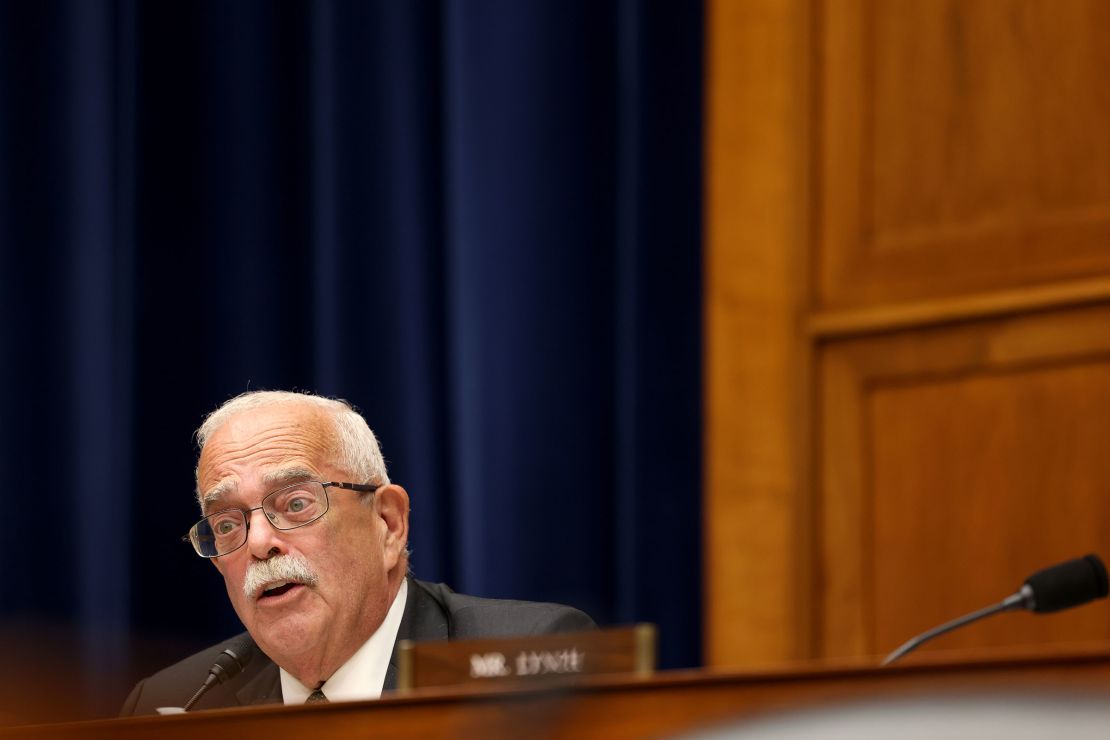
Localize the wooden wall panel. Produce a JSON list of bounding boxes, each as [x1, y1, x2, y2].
[[704, 0, 813, 667], [820, 304, 1110, 659], [819, 0, 1110, 309]]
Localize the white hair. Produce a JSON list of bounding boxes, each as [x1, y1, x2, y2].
[[194, 390, 391, 498]]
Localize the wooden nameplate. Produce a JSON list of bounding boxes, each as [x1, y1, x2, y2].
[[396, 624, 656, 692]]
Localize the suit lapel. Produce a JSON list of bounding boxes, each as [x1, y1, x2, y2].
[[383, 578, 450, 691], [235, 660, 282, 706]]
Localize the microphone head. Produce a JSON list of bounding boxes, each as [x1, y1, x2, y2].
[[210, 634, 257, 685], [1023, 554, 1109, 614]]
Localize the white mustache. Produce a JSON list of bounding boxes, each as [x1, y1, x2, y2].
[[243, 554, 319, 599]]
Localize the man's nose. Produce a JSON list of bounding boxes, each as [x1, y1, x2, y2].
[[245, 507, 285, 559]]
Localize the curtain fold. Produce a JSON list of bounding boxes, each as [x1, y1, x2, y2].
[[0, 0, 703, 720]]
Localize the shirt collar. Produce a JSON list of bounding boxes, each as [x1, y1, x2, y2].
[[279, 579, 409, 704]]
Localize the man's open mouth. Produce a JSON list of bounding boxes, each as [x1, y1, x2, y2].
[[259, 581, 302, 599]]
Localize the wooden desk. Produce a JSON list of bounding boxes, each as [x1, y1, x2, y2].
[[7, 644, 1110, 739]]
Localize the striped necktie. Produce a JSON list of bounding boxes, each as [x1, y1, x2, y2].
[[305, 686, 329, 704]]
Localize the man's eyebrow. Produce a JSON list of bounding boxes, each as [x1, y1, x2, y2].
[[262, 466, 320, 488], [199, 468, 320, 512], [201, 479, 238, 512]]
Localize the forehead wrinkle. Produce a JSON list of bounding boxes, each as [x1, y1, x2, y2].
[[200, 434, 332, 483], [205, 431, 330, 466]]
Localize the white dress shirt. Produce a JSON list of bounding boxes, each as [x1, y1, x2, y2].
[[279, 579, 408, 704]]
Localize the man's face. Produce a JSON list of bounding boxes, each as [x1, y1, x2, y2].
[[196, 403, 404, 678]]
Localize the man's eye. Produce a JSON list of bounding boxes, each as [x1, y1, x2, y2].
[[287, 497, 307, 513], [214, 519, 239, 536]]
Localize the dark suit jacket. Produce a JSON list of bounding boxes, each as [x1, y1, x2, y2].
[[120, 578, 595, 715]]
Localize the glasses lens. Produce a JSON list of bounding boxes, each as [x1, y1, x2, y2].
[[263, 481, 328, 528], [190, 509, 247, 557]]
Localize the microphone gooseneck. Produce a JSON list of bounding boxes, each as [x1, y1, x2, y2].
[[881, 554, 1108, 667], [183, 635, 257, 711]]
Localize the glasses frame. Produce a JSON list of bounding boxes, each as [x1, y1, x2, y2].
[[183, 480, 380, 559]]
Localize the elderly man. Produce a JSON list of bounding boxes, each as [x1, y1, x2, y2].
[[122, 391, 593, 713]]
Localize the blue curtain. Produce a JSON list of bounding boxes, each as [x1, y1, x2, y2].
[[0, 0, 702, 720]]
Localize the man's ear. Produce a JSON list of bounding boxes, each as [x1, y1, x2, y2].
[[375, 484, 410, 569]]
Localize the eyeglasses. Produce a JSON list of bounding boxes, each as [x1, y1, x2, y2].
[[183, 480, 379, 558]]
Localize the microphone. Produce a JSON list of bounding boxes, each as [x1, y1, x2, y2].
[[882, 554, 1109, 666], [183, 634, 257, 711]]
